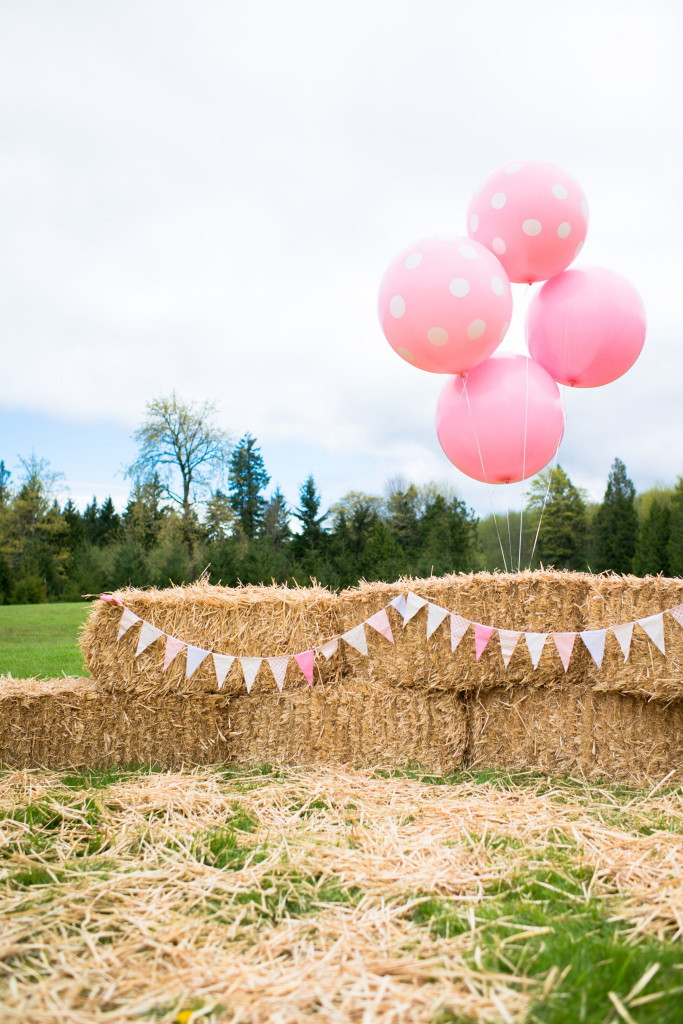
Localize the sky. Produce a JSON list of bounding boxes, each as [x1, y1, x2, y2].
[[1, 0, 682, 517]]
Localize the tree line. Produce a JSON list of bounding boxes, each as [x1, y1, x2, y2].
[[0, 395, 680, 603]]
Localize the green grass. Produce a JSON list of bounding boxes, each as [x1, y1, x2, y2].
[[0, 602, 92, 678]]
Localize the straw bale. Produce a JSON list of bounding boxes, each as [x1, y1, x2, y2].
[[467, 683, 683, 784]]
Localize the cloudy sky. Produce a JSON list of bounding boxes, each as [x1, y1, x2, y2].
[[2, 0, 681, 517]]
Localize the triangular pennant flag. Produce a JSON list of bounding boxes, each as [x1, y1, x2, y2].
[[318, 639, 339, 660], [366, 609, 394, 644], [389, 594, 407, 618], [450, 614, 469, 652], [240, 657, 262, 693], [474, 623, 495, 662], [343, 624, 368, 655], [498, 629, 521, 669], [213, 653, 235, 689], [135, 621, 163, 658], [580, 629, 607, 669], [638, 613, 665, 654], [117, 607, 140, 640], [164, 635, 186, 671], [525, 632, 547, 670], [552, 632, 576, 673], [267, 656, 289, 692], [611, 622, 634, 662], [403, 592, 427, 624], [669, 604, 683, 629], [294, 650, 315, 686], [100, 594, 122, 605], [186, 645, 210, 679], [426, 603, 449, 639]]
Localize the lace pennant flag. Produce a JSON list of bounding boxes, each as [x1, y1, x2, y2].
[[638, 613, 665, 654], [186, 645, 210, 679], [366, 609, 394, 644], [552, 632, 576, 673], [450, 614, 469, 652], [342, 624, 368, 656], [474, 623, 495, 662], [403, 592, 427, 624], [611, 622, 634, 662], [135, 622, 163, 658], [164, 636, 186, 671], [268, 656, 289, 692], [294, 650, 315, 686], [670, 604, 683, 629], [117, 607, 140, 640], [426, 603, 449, 639], [525, 632, 547, 670], [318, 639, 339, 660], [240, 657, 262, 693], [498, 629, 521, 668], [213, 653, 235, 689], [389, 594, 407, 618], [580, 629, 607, 669]]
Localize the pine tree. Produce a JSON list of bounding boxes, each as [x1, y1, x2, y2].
[[292, 476, 328, 560], [526, 465, 587, 570], [594, 458, 638, 573], [668, 477, 683, 576], [262, 488, 291, 546], [633, 499, 671, 576], [228, 434, 270, 540]]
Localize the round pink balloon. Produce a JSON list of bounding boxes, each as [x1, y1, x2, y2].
[[378, 235, 513, 374], [527, 267, 646, 388], [467, 159, 588, 284], [436, 354, 565, 484]]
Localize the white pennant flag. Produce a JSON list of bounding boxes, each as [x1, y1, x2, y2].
[[240, 657, 262, 693], [117, 607, 140, 640], [319, 638, 339, 660], [343, 624, 368, 655], [611, 622, 634, 662], [450, 614, 469, 652], [135, 621, 163, 657], [186, 645, 210, 679], [403, 592, 427, 624], [426, 603, 449, 638], [498, 629, 521, 668], [213, 653, 235, 689], [389, 594, 407, 617], [525, 632, 547, 670], [580, 629, 607, 669], [638, 613, 665, 654], [670, 604, 683, 629], [267, 656, 289, 692]]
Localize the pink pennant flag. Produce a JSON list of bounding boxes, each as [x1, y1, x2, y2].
[[318, 639, 339, 660], [669, 604, 683, 629], [135, 621, 163, 658], [117, 607, 140, 640], [426, 603, 449, 639], [389, 594, 407, 618], [450, 614, 469, 652], [343, 624, 368, 656], [164, 635, 186, 671], [552, 632, 576, 673], [474, 623, 495, 662], [213, 653, 235, 689], [100, 594, 122, 605], [638, 613, 665, 654], [403, 592, 427, 624], [498, 629, 521, 669], [240, 657, 262, 693], [267, 656, 289, 692], [580, 629, 607, 669], [525, 632, 547, 670], [186, 645, 210, 679], [366, 609, 394, 644], [611, 622, 634, 662], [294, 650, 315, 686]]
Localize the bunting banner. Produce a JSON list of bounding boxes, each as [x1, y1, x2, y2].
[[108, 590, 683, 696]]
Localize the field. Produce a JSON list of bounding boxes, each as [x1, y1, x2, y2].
[[0, 602, 91, 678]]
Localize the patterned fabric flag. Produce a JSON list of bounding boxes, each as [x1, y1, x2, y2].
[[117, 607, 140, 640], [426, 603, 449, 639], [294, 650, 315, 686], [580, 629, 607, 669], [552, 632, 576, 673], [267, 656, 289, 692], [611, 622, 634, 662], [403, 592, 427, 624], [135, 621, 163, 658], [450, 614, 469, 652], [240, 657, 262, 693], [474, 623, 495, 662], [213, 653, 235, 689], [186, 645, 210, 679], [638, 613, 665, 654], [389, 594, 407, 618], [498, 629, 521, 669], [366, 609, 394, 644], [525, 632, 547, 669], [342, 624, 368, 656], [164, 636, 186, 671], [670, 604, 683, 629], [318, 639, 339, 660]]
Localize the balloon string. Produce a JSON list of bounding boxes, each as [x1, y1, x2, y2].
[[505, 482, 514, 572], [462, 377, 509, 573], [528, 384, 567, 569], [518, 284, 532, 572]]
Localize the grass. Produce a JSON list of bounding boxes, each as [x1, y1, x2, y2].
[[0, 601, 91, 677]]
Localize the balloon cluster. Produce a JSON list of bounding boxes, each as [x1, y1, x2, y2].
[[378, 159, 646, 484]]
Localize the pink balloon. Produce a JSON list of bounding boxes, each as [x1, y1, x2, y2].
[[467, 159, 588, 284], [378, 235, 512, 374], [527, 267, 646, 388], [435, 354, 565, 484]]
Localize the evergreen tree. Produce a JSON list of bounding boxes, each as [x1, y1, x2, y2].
[[668, 477, 683, 576], [0, 461, 11, 506], [228, 434, 270, 539], [633, 499, 671, 576], [526, 465, 587, 570], [123, 475, 169, 551], [292, 476, 328, 560], [594, 458, 638, 573], [204, 489, 236, 543], [385, 482, 420, 556], [262, 488, 291, 546]]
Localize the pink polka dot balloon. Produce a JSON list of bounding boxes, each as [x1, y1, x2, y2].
[[378, 235, 513, 374], [467, 160, 589, 284]]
